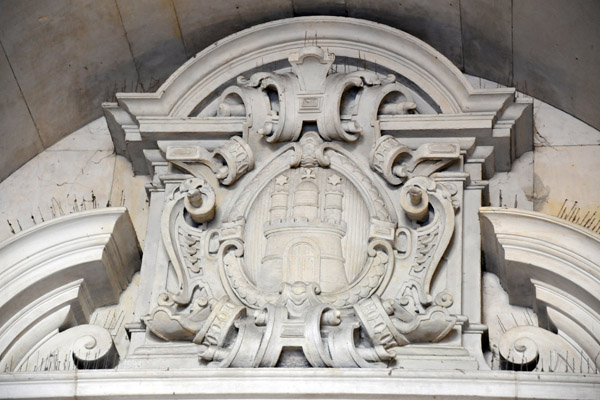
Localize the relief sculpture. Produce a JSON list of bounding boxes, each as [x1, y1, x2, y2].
[[143, 47, 465, 368]]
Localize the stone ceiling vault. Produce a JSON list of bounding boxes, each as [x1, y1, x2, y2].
[[0, 0, 599, 181]]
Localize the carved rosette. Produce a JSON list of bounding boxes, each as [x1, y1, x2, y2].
[[144, 45, 465, 368]]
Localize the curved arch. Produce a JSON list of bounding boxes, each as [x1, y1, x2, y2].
[[0, 208, 140, 371], [116, 17, 513, 118], [105, 17, 532, 178], [480, 207, 600, 361]]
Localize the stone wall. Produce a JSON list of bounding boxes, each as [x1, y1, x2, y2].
[[1, 1, 599, 181]]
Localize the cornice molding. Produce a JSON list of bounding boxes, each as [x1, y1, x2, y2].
[[0, 369, 598, 399], [115, 17, 513, 117], [480, 207, 600, 362], [0, 208, 141, 371]]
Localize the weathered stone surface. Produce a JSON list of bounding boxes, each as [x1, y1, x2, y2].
[[90, 273, 141, 360], [49, 116, 114, 152], [482, 272, 539, 364], [172, 0, 293, 57], [481, 207, 600, 371], [0, 44, 43, 182], [0, 116, 151, 245], [533, 145, 600, 233], [488, 151, 534, 210], [346, 0, 463, 68], [534, 100, 600, 147], [293, 0, 347, 16], [465, 73, 600, 148], [2, 2, 600, 187], [0, 0, 138, 147], [100, 18, 540, 372], [0, 118, 116, 242], [109, 155, 151, 248], [513, 0, 600, 130], [0, 208, 140, 373], [116, 0, 187, 85], [460, 0, 512, 86], [1, 15, 600, 400]]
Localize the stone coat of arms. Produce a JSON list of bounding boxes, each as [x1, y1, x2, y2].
[[143, 47, 465, 367]]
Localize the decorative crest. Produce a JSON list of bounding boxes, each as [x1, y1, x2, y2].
[[142, 45, 466, 365]]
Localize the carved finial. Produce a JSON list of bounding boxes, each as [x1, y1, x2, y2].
[[288, 46, 335, 92]]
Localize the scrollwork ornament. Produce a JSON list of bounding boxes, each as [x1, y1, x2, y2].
[[498, 327, 540, 371], [370, 136, 461, 185], [369, 135, 412, 185], [213, 136, 254, 185], [496, 326, 593, 373], [399, 176, 457, 296], [182, 177, 216, 223], [161, 176, 218, 304], [168, 136, 254, 186], [148, 45, 471, 369], [70, 325, 119, 370]]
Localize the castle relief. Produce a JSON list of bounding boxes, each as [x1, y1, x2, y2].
[[142, 47, 465, 367]]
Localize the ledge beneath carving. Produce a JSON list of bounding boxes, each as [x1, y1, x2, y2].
[[0, 369, 598, 400]]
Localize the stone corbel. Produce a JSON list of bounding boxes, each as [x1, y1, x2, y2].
[[0, 208, 140, 372], [166, 136, 254, 186], [370, 135, 460, 185]]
